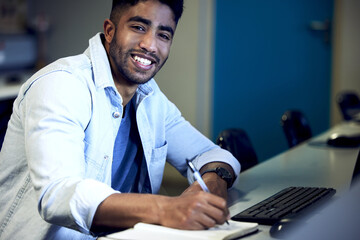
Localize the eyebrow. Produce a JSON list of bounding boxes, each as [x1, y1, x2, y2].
[[128, 16, 174, 37], [159, 25, 174, 37]]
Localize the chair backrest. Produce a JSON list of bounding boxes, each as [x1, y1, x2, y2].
[[0, 98, 14, 149], [216, 128, 258, 172], [280, 110, 312, 148], [336, 91, 360, 121]]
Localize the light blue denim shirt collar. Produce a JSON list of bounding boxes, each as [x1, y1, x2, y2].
[[85, 33, 114, 90]]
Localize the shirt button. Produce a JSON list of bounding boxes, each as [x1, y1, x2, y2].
[[112, 112, 121, 118]]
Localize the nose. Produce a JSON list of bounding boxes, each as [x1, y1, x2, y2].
[[139, 32, 157, 53]]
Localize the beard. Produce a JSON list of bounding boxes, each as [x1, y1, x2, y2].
[[108, 38, 167, 85]]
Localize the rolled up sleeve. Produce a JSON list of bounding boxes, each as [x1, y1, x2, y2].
[[187, 147, 241, 186]]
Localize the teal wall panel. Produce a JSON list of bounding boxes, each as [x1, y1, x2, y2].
[[213, 0, 333, 162]]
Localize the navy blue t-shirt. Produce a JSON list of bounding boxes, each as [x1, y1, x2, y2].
[[111, 99, 151, 193]]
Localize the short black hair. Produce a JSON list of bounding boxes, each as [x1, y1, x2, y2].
[[110, 0, 184, 25]]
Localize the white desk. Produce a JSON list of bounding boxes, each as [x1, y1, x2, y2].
[[0, 72, 30, 100], [0, 83, 22, 101], [228, 122, 360, 239]]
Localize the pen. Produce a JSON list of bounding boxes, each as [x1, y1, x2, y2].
[[186, 159, 229, 225]]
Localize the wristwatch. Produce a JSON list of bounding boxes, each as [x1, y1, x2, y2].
[[201, 167, 234, 188]]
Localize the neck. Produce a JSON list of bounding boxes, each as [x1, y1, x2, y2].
[[114, 79, 138, 107]]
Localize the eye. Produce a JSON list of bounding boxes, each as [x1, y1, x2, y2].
[[158, 33, 171, 41], [131, 25, 146, 32]]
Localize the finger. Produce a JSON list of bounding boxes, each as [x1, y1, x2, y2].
[[202, 192, 228, 211], [190, 205, 229, 229], [192, 193, 229, 226], [202, 194, 230, 224], [192, 212, 217, 229], [204, 204, 229, 225]]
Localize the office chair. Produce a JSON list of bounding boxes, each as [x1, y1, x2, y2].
[[0, 98, 14, 149], [216, 128, 258, 172], [351, 150, 360, 187], [280, 110, 312, 148], [336, 91, 360, 121]]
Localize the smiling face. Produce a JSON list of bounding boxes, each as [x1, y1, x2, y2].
[[104, 0, 176, 86]]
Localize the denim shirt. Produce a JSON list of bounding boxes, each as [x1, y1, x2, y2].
[[0, 33, 240, 240]]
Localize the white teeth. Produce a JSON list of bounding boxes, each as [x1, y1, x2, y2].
[[134, 56, 151, 66]]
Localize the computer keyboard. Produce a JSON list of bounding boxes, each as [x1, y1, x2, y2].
[[231, 186, 336, 225]]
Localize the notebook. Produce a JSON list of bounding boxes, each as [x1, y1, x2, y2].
[[99, 220, 258, 240]]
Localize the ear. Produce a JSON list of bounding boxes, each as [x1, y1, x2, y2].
[[103, 19, 115, 44]]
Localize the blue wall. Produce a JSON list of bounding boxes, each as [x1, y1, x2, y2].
[[213, 0, 333, 162]]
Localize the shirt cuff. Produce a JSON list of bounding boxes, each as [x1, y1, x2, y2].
[[70, 179, 118, 234], [186, 147, 241, 185]]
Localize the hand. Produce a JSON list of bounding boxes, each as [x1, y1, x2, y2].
[[182, 173, 228, 200], [157, 190, 230, 230]]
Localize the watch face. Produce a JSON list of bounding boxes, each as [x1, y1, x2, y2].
[[218, 167, 231, 178], [216, 167, 233, 188]]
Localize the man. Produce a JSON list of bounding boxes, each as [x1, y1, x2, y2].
[[0, 0, 240, 239]]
